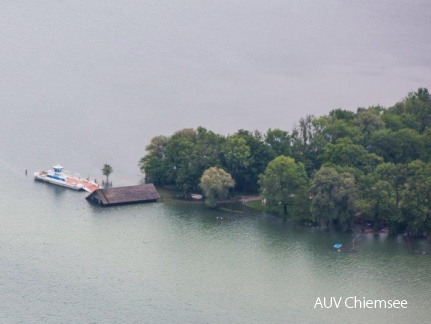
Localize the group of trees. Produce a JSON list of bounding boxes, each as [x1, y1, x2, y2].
[[140, 88, 431, 235]]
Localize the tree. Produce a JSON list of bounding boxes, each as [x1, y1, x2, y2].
[[403, 88, 431, 133], [369, 129, 423, 164], [381, 111, 404, 131], [221, 135, 251, 183], [265, 128, 291, 158], [139, 135, 170, 184], [315, 117, 363, 145], [165, 132, 196, 196], [309, 167, 357, 228], [328, 108, 355, 121], [259, 156, 308, 220], [320, 138, 383, 174], [297, 115, 314, 147], [400, 160, 431, 235], [199, 167, 235, 207], [102, 164, 113, 186], [374, 163, 408, 209], [290, 115, 322, 173], [234, 130, 272, 192], [355, 109, 385, 137], [138, 128, 227, 195], [187, 127, 225, 189]]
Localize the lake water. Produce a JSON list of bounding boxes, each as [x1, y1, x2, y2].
[[1, 1, 431, 323], [1, 170, 431, 323]]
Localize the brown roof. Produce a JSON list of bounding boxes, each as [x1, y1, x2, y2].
[[86, 184, 160, 206]]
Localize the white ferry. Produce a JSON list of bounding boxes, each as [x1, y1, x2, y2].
[[34, 164, 100, 192]]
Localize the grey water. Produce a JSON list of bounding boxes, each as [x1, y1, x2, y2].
[[0, 1, 430, 323]]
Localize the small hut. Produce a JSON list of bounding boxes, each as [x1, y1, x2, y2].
[[86, 184, 161, 206]]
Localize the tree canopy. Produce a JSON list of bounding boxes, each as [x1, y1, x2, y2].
[[102, 164, 113, 185], [139, 88, 431, 235], [199, 167, 235, 207], [309, 167, 356, 229], [259, 156, 308, 220]]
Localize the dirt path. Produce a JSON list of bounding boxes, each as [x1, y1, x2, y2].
[[237, 195, 261, 203]]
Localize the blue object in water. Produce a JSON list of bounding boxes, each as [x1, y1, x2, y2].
[[333, 243, 342, 249]]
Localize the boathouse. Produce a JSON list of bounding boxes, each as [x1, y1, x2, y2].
[[86, 184, 161, 206]]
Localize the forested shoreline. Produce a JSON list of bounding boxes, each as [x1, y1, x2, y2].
[[140, 88, 431, 235]]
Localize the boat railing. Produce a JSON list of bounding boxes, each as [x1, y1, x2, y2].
[[73, 173, 81, 179], [64, 170, 71, 177]]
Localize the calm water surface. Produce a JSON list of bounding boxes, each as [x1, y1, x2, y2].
[[0, 1, 430, 323], [0, 163, 430, 322]]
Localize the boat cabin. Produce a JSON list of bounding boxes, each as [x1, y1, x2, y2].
[[52, 165, 64, 174]]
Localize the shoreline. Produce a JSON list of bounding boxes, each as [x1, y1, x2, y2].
[[157, 186, 431, 240]]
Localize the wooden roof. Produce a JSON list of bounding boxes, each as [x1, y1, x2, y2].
[[86, 184, 160, 206]]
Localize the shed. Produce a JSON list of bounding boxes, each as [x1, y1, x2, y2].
[[86, 184, 161, 206]]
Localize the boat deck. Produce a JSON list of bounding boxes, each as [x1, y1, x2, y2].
[[66, 177, 99, 192]]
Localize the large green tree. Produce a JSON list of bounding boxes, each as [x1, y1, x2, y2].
[[259, 156, 308, 220], [199, 167, 235, 207], [374, 163, 408, 209], [309, 167, 357, 228], [355, 109, 385, 137], [165, 131, 197, 196], [290, 115, 324, 173], [265, 128, 291, 159], [400, 160, 431, 234], [320, 138, 383, 174], [357, 176, 399, 231], [234, 130, 273, 192], [221, 135, 251, 184], [369, 128, 423, 164], [139, 135, 169, 184], [403, 88, 431, 133]]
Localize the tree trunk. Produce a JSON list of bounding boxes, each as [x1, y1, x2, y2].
[[283, 203, 288, 222]]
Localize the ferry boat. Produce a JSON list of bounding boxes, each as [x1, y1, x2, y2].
[[34, 164, 100, 192]]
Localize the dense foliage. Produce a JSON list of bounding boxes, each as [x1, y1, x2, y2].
[[259, 156, 308, 220], [140, 88, 431, 235], [199, 167, 235, 207]]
